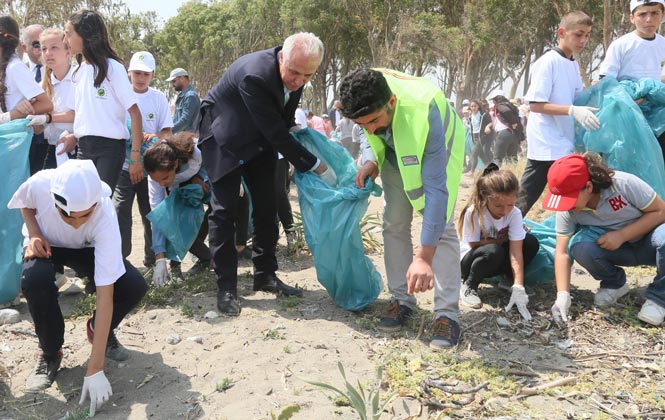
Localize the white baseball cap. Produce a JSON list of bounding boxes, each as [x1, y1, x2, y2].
[[51, 160, 111, 215], [128, 51, 156, 73], [630, 0, 665, 13]]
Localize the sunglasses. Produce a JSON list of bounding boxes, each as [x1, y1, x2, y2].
[[31, 41, 40, 49]]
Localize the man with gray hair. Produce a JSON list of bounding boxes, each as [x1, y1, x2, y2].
[[199, 32, 334, 315], [21, 24, 44, 82]]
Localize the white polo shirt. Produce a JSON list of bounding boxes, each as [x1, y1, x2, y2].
[[44, 65, 76, 144], [72, 58, 137, 140], [3, 56, 44, 112], [7, 170, 126, 286]]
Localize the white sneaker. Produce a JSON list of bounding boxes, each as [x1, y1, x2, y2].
[[594, 282, 630, 306], [637, 299, 665, 326], [460, 283, 482, 309]]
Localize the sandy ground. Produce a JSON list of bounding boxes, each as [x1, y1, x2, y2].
[[1, 164, 663, 420]]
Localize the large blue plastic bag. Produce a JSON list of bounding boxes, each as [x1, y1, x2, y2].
[[619, 78, 665, 137], [574, 77, 665, 198], [523, 217, 556, 284], [291, 128, 383, 311], [146, 184, 205, 261], [1, 120, 33, 304]]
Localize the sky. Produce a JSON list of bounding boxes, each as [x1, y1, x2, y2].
[[124, 0, 186, 23]]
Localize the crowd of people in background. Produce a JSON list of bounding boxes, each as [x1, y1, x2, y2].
[[2, 0, 665, 416]]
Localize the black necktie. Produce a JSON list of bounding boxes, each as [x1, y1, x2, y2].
[[35, 64, 42, 83]]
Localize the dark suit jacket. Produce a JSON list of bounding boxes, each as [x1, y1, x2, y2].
[[198, 46, 319, 183]]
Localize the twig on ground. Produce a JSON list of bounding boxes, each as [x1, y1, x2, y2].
[[426, 378, 489, 395], [506, 369, 540, 378], [519, 376, 577, 396], [415, 315, 426, 341], [464, 316, 488, 332], [589, 396, 623, 420]]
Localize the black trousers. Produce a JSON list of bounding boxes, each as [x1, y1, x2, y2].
[[460, 233, 540, 288], [516, 159, 555, 216], [493, 129, 519, 165], [28, 133, 56, 175], [21, 247, 147, 362], [208, 151, 279, 294], [275, 158, 294, 233], [469, 133, 491, 171]]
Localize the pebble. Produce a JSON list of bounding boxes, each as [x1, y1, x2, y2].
[[166, 334, 182, 345], [204, 311, 219, 319], [0, 309, 20, 325], [148, 313, 157, 320], [496, 317, 512, 329], [118, 363, 126, 368], [187, 336, 203, 344]]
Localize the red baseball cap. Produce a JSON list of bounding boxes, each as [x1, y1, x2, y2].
[[542, 154, 590, 211]]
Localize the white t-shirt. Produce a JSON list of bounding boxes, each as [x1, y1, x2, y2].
[[122, 87, 174, 171], [460, 205, 526, 259], [7, 170, 126, 286], [72, 59, 137, 139], [599, 32, 665, 81], [44, 65, 76, 145], [525, 50, 582, 161], [3, 56, 44, 112]]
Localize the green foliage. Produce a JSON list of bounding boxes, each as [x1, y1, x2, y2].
[[270, 404, 301, 420], [215, 377, 235, 392], [67, 293, 96, 320], [263, 328, 285, 340], [301, 362, 395, 420]]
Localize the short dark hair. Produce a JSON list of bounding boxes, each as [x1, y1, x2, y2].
[[339, 68, 392, 119]]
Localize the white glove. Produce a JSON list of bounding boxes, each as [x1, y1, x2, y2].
[[319, 166, 337, 187], [551, 291, 571, 326], [505, 285, 532, 321], [79, 370, 112, 417], [152, 258, 168, 287], [0, 112, 10, 124], [289, 125, 302, 132], [568, 106, 600, 130], [26, 114, 48, 126]]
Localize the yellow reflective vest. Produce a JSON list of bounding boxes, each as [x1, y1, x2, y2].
[[365, 68, 464, 220]]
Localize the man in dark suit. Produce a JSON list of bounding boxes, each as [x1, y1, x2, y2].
[[199, 32, 334, 315]]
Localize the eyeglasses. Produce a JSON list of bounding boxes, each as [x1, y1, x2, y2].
[[31, 41, 40, 49]]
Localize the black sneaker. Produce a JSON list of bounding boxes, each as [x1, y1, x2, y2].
[[25, 351, 62, 392], [377, 301, 412, 332], [217, 291, 241, 316], [86, 318, 129, 361], [429, 316, 461, 350]]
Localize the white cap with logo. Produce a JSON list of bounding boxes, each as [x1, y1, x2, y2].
[[51, 160, 112, 215], [128, 51, 156, 73]]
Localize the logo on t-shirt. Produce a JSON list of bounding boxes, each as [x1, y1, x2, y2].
[[97, 88, 107, 99], [608, 194, 628, 212], [148, 113, 155, 120]]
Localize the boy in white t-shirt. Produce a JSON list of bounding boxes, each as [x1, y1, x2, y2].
[[599, 0, 665, 162], [599, 0, 665, 83], [8, 159, 147, 414], [113, 51, 173, 269], [516, 11, 601, 216]]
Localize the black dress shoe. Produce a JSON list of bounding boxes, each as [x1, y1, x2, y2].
[[253, 275, 303, 297], [217, 291, 241, 316]]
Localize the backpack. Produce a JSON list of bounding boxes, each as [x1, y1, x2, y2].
[[495, 100, 525, 141]]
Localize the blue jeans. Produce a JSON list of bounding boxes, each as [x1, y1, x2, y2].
[[570, 224, 665, 308]]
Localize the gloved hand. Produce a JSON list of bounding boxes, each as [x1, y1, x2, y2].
[[551, 291, 571, 326], [0, 112, 10, 125], [568, 106, 600, 130], [79, 370, 112, 416], [505, 285, 532, 321], [319, 166, 338, 187], [26, 114, 48, 126], [153, 258, 168, 287]]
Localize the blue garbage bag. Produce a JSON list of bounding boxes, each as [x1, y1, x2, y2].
[[146, 184, 205, 261], [523, 217, 556, 284], [619, 78, 665, 137], [291, 128, 383, 311], [0, 120, 33, 304], [574, 77, 665, 198]]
